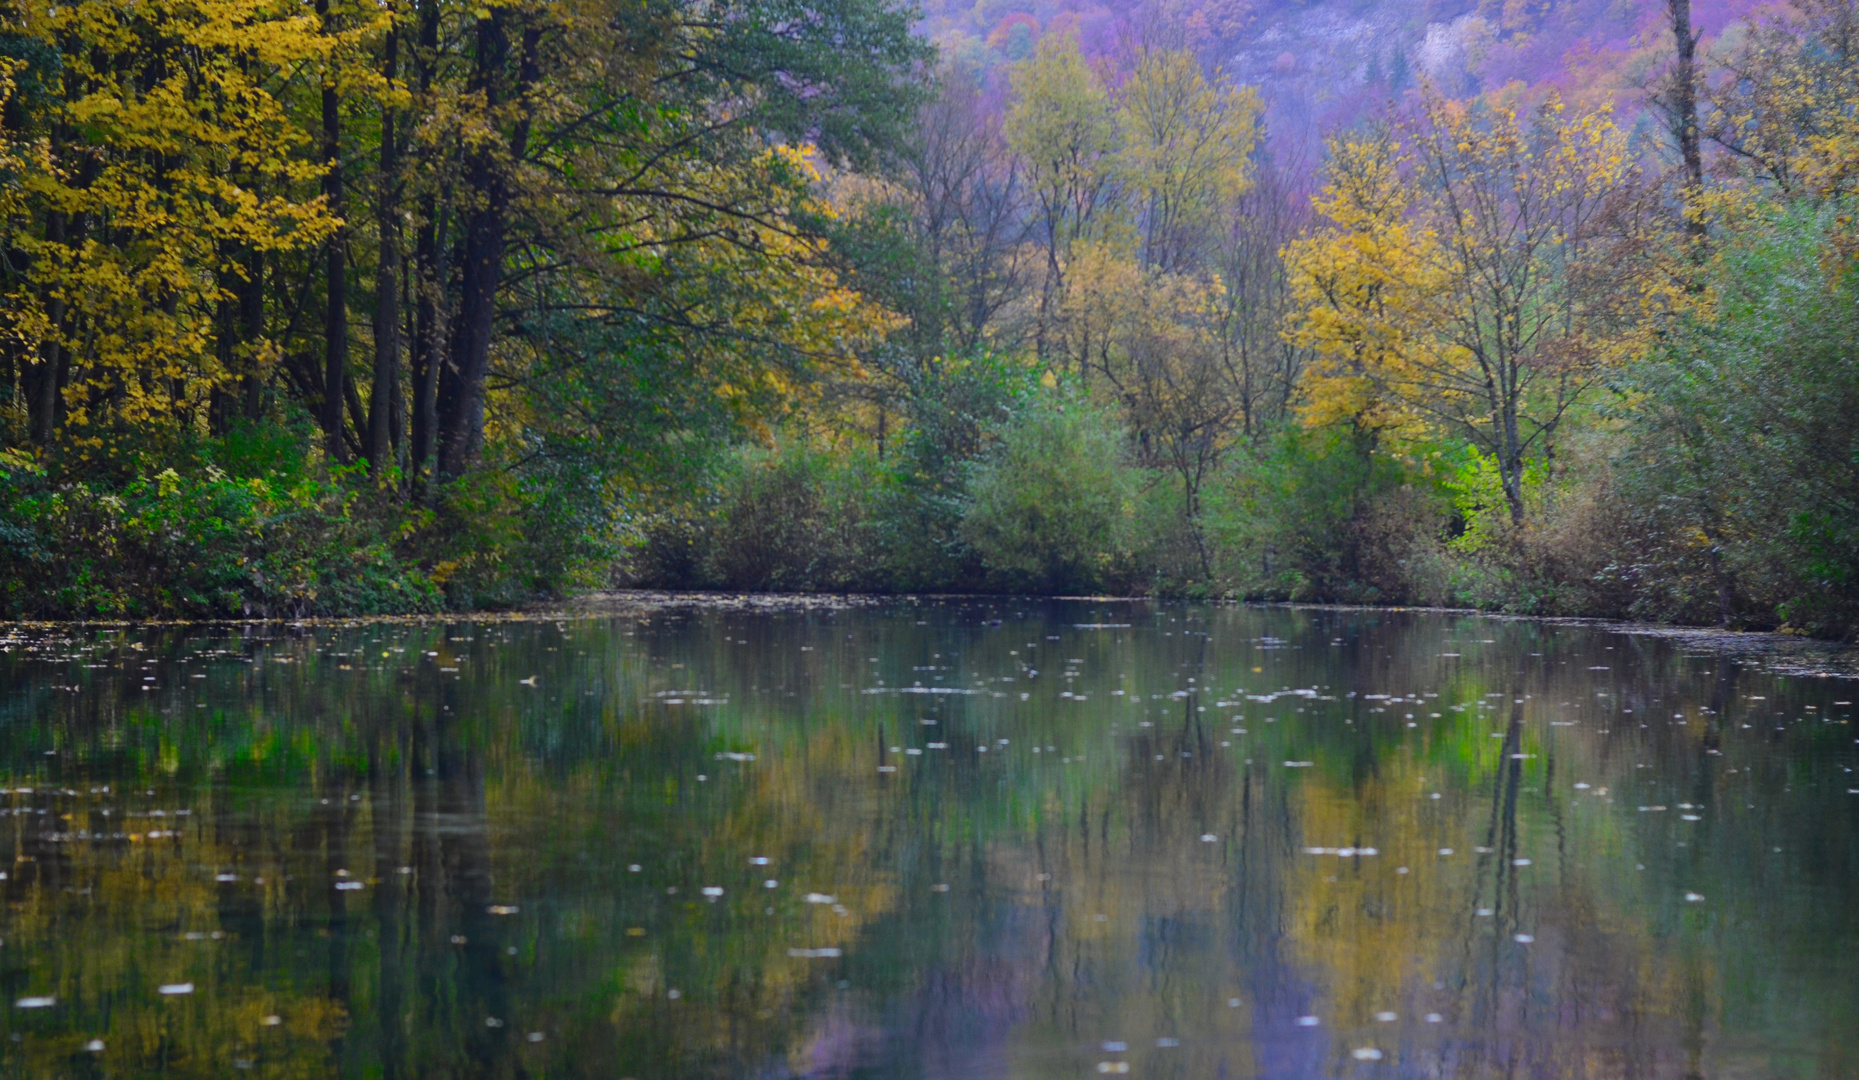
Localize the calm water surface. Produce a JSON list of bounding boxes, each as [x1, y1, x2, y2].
[[0, 600, 1855, 1078]]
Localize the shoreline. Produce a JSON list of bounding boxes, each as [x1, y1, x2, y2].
[[3, 590, 1855, 678]]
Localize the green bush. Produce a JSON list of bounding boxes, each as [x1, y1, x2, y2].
[[959, 395, 1139, 594], [1203, 425, 1443, 603], [0, 450, 441, 619], [1612, 203, 1859, 635]]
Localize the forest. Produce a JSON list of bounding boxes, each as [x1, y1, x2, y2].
[[0, 0, 1854, 638]]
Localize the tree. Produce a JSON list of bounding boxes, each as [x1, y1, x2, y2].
[[1115, 47, 1260, 272], [1003, 31, 1117, 364], [1286, 93, 1668, 528], [3, 0, 337, 456]]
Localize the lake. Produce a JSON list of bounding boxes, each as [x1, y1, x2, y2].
[[0, 599, 1855, 1078]]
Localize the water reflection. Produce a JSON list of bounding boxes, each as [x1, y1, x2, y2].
[[0, 602, 1854, 1078]]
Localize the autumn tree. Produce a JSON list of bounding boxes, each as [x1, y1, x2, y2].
[[1004, 31, 1117, 364], [1287, 92, 1668, 528], [3, 0, 337, 456]]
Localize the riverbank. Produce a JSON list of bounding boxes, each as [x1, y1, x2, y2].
[[7, 590, 1856, 678]]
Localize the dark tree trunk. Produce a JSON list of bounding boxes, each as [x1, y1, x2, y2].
[[320, 0, 350, 463], [409, 0, 444, 494], [28, 211, 66, 447], [242, 249, 266, 420], [436, 11, 540, 481], [1667, 0, 1706, 237], [369, 18, 402, 477]]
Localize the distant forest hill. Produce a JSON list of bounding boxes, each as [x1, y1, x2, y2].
[[919, 0, 1767, 159]]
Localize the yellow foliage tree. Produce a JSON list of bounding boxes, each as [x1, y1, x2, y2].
[[1116, 47, 1261, 272], [6, 0, 337, 451], [1003, 30, 1117, 362], [1286, 91, 1671, 527]]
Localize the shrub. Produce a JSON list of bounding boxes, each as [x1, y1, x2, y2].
[[960, 396, 1139, 593]]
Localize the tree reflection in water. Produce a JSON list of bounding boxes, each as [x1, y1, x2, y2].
[[0, 602, 1852, 1078]]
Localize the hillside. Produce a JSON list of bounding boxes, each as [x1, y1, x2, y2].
[[921, 0, 1771, 154]]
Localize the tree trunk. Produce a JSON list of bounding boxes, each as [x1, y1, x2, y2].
[[436, 11, 540, 480], [29, 211, 66, 448], [409, 0, 443, 494], [369, 18, 402, 478], [320, 0, 350, 463], [1667, 0, 1706, 238], [242, 249, 266, 421]]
